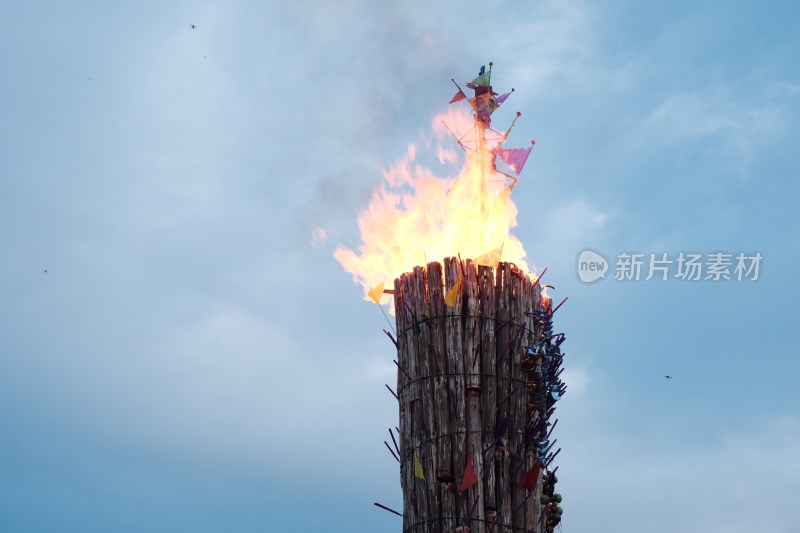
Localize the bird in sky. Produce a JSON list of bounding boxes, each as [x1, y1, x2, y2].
[[43, 269, 47, 273], [664, 375, 672, 379], [190, 24, 197, 29]]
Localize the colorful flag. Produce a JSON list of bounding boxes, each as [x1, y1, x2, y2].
[[470, 71, 490, 87], [475, 245, 503, 269], [444, 278, 462, 307], [368, 282, 384, 304], [449, 91, 466, 104], [414, 449, 425, 479], [459, 455, 479, 492], [497, 145, 533, 175], [495, 90, 513, 104]]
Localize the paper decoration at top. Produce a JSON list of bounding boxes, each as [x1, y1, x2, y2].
[[444, 278, 462, 307], [368, 282, 385, 304], [469, 68, 490, 88], [469, 93, 500, 126], [474, 245, 503, 269], [445, 64, 535, 186], [459, 455, 479, 492], [414, 449, 425, 480]]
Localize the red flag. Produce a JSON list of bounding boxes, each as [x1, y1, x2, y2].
[[516, 462, 541, 490], [449, 91, 466, 104], [459, 455, 479, 492]]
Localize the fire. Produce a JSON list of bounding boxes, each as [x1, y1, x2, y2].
[[335, 105, 535, 301]]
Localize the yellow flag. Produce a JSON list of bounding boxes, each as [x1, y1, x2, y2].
[[368, 281, 384, 304], [414, 449, 425, 480], [444, 278, 462, 307], [475, 245, 503, 269]]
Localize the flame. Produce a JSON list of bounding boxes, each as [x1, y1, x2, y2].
[[335, 108, 532, 300]]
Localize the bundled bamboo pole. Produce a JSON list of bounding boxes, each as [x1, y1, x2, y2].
[[394, 258, 561, 532]]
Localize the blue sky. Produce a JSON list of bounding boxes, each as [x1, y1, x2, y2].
[[1, 1, 799, 531]]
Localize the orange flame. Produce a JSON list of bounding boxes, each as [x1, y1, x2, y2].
[[335, 108, 532, 301]]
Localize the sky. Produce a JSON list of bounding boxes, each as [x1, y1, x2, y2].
[[1, 0, 799, 531]]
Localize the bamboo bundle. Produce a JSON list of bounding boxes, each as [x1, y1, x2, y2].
[[393, 258, 565, 532]]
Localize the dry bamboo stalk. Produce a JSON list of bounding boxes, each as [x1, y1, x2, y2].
[[444, 257, 468, 529], [427, 262, 453, 532], [494, 264, 512, 530], [463, 260, 484, 533], [410, 267, 431, 531], [394, 277, 414, 532], [478, 264, 497, 528], [510, 270, 525, 531]]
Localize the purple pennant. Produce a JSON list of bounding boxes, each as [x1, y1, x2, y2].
[[497, 146, 533, 175], [495, 89, 513, 105]]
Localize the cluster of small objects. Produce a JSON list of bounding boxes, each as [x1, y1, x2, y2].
[[522, 304, 567, 530], [539, 472, 563, 532], [522, 307, 566, 461]]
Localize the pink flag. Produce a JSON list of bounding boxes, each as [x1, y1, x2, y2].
[[497, 144, 533, 175]]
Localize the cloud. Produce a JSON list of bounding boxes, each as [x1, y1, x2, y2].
[[643, 90, 786, 171], [561, 414, 800, 532], [309, 225, 329, 248]]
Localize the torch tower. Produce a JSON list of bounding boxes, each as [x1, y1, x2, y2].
[[388, 66, 566, 532]]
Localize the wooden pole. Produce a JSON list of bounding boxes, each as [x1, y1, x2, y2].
[[394, 259, 563, 532]]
